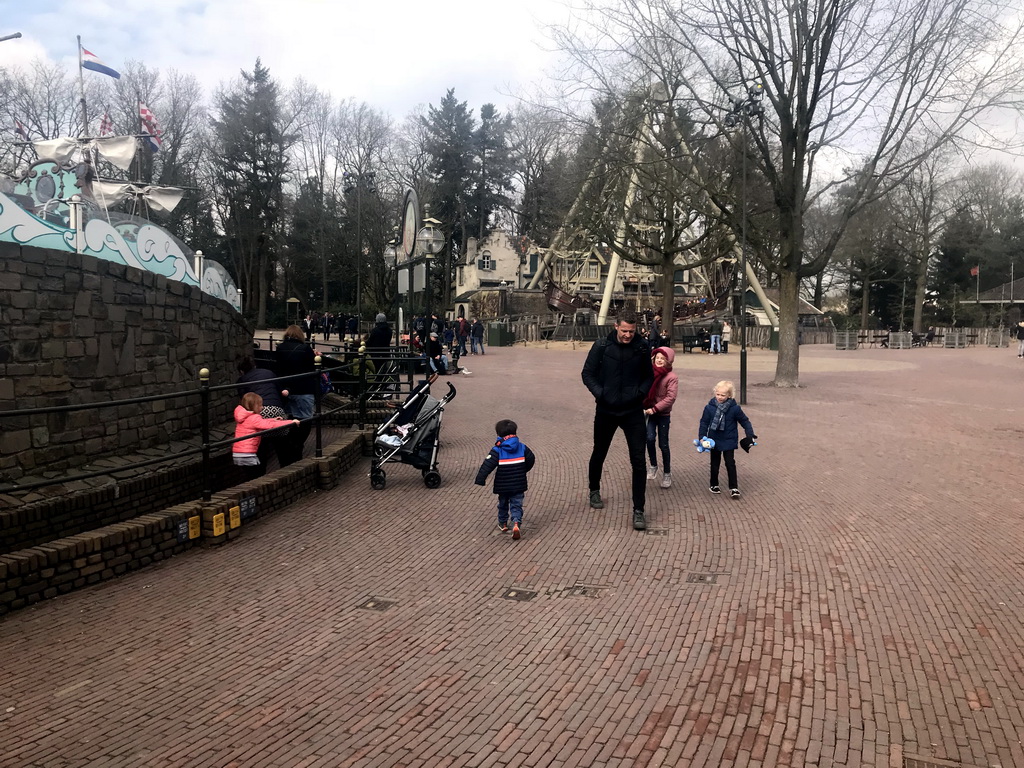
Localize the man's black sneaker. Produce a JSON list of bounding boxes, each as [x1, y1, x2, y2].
[[632, 509, 647, 531], [709, 486, 721, 494], [730, 488, 741, 499], [589, 490, 604, 509]]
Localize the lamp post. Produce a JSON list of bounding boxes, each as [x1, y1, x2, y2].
[[416, 216, 445, 332], [344, 171, 376, 319], [0, 33, 22, 43], [724, 83, 764, 405]]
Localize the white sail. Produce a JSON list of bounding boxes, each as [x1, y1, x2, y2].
[[31, 135, 138, 171], [93, 136, 137, 170], [91, 182, 184, 214]]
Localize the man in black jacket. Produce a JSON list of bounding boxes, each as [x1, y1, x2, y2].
[[581, 311, 655, 531]]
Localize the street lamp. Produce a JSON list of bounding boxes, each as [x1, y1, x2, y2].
[[344, 170, 376, 319], [416, 216, 445, 331], [0, 33, 22, 43], [724, 82, 764, 405]]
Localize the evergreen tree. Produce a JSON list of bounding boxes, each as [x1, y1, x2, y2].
[[210, 59, 293, 327], [470, 103, 514, 240], [422, 89, 476, 307]]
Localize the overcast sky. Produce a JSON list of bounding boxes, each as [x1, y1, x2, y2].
[[0, 0, 573, 118]]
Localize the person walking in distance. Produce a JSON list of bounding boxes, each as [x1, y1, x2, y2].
[[643, 346, 678, 488], [470, 317, 485, 355], [1015, 321, 1024, 357], [581, 311, 654, 531], [474, 419, 536, 540]]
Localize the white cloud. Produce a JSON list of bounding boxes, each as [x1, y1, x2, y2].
[[0, 0, 570, 118]]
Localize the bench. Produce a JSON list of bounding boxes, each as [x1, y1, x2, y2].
[[679, 335, 703, 353]]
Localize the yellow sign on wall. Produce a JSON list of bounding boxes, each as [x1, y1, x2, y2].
[[212, 513, 225, 537], [229, 506, 241, 529], [188, 516, 200, 539]]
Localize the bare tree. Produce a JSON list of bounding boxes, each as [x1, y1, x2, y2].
[[890, 152, 957, 332], [554, 0, 1024, 385]]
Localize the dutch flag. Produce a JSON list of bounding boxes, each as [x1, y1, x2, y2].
[[81, 46, 121, 79]]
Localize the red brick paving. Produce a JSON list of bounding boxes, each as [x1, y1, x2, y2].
[[1, 343, 1024, 767]]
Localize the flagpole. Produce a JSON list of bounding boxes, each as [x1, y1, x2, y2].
[[76, 35, 88, 134]]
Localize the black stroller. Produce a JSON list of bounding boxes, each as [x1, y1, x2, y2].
[[370, 379, 456, 490]]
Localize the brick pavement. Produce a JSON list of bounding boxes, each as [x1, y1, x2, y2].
[[1, 342, 1023, 768]]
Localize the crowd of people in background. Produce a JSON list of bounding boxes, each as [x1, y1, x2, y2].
[[298, 312, 366, 344]]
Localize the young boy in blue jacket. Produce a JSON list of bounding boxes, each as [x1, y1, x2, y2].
[[475, 419, 536, 540]]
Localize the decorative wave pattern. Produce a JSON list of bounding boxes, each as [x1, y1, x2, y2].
[[0, 190, 240, 311]]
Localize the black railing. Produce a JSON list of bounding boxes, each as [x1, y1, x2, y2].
[[0, 347, 424, 499]]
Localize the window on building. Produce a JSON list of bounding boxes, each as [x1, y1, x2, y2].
[[478, 250, 494, 271], [586, 262, 599, 280]]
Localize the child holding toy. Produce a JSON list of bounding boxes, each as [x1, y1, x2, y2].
[[697, 380, 756, 499]]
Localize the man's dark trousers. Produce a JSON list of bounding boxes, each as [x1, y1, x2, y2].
[[589, 409, 647, 511]]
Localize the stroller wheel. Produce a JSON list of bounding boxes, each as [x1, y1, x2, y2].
[[423, 471, 442, 489], [370, 471, 386, 490]]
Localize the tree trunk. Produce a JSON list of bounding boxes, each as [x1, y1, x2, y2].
[[772, 269, 801, 387], [661, 253, 675, 328], [912, 237, 929, 333], [860, 268, 871, 329], [256, 245, 268, 329]]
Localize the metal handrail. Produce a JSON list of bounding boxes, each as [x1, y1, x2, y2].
[[0, 347, 422, 498]]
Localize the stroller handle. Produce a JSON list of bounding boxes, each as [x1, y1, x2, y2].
[[441, 382, 457, 402]]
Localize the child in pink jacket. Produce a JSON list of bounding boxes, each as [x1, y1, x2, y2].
[[643, 346, 678, 488], [233, 392, 299, 479]]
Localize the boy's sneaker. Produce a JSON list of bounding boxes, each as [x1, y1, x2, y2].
[[660, 473, 672, 489], [498, 521, 509, 533], [646, 465, 658, 481], [512, 522, 521, 540], [730, 488, 741, 499], [632, 509, 647, 531], [709, 485, 721, 494], [589, 490, 604, 509]]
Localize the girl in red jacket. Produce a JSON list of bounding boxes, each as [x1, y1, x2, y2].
[[233, 392, 299, 479], [643, 346, 678, 488]]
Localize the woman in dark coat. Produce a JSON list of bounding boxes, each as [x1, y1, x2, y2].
[[275, 325, 316, 463]]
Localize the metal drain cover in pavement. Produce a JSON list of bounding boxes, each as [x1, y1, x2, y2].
[[686, 573, 719, 584], [645, 528, 669, 536], [357, 597, 397, 611], [502, 588, 537, 601]]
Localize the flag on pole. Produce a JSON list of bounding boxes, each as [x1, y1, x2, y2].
[[138, 103, 163, 152], [970, 265, 979, 277], [14, 119, 30, 141], [80, 46, 121, 79], [99, 111, 114, 137]]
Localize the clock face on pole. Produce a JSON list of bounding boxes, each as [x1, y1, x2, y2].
[[401, 188, 420, 263]]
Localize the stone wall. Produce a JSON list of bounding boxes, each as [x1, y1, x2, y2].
[[0, 242, 253, 483], [0, 451, 236, 555], [0, 431, 368, 615]]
